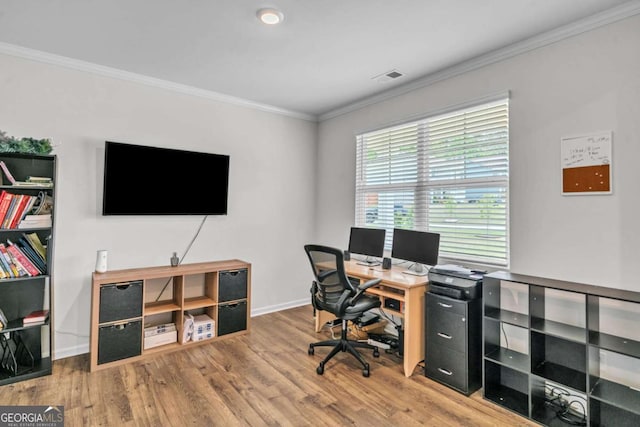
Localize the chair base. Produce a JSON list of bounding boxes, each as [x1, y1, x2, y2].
[[309, 320, 379, 377]]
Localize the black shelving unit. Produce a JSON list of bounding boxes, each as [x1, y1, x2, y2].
[[483, 271, 640, 426], [0, 152, 55, 386]]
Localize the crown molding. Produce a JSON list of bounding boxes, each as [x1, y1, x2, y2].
[[319, 1, 640, 121], [0, 42, 317, 122]]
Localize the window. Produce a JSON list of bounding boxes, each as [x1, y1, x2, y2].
[[355, 98, 509, 266]]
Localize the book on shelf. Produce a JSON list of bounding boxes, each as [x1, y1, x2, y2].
[[5, 245, 35, 277], [0, 244, 23, 277], [23, 232, 47, 260], [1, 195, 19, 228], [18, 235, 46, 263], [18, 213, 52, 229], [13, 181, 53, 187], [0, 191, 12, 224], [0, 244, 16, 278], [8, 195, 35, 229], [6, 248, 34, 276], [17, 238, 46, 274], [26, 176, 52, 183], [7, 239, 41, 276], [0, 161, 17, 185], [23, 309, 49, 325]]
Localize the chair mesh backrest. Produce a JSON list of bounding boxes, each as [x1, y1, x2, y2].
[[305, 245, 354, 307]]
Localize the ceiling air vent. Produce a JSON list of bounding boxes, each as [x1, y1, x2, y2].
[[372, 69, 404, 83]]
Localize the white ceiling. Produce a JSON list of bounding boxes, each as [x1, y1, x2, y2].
[[0, 1, 637, 119]]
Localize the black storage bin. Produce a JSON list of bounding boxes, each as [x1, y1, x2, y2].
[[218, 301, 247, 336], [97, 320, 142, 364], [219, 269, 248, 302], [99, 281, 143, 323]]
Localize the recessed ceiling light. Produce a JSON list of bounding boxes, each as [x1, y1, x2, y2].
[[257, 8, 284, 25]]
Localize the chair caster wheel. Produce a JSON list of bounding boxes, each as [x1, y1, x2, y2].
[[317, 363, 325, 375], [362, 366, 370, 377], [373, 348, 380, 358], [308, 346, 314, 356]]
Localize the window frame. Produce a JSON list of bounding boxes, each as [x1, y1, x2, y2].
[[354, 96, 510, 267]]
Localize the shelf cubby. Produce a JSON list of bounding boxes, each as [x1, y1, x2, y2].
[[483, 317, 529, 372], [531, 377, 587, 427], [484, 271, 640, 426], [484, 360, 529, 417], [588, 346, 640, 415], [590, 399, 640, 427]]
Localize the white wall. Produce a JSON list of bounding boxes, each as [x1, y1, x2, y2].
[[317, 15, 640, 291], [0, 53, 318, 358]]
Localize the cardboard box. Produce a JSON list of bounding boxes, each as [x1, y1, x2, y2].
[[192, 329, 215, 341], [144, 329, 177, 349], [349, 319, 387, 340], [192, 314, 215, 335]]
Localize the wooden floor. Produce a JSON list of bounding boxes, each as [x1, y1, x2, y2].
[[0, 305, 535, 426]]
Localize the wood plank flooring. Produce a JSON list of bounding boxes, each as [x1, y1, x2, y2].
[[0, 305, 535, 426]]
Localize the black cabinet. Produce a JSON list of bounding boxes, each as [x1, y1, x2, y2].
[[425, 292, 482, 395], [0, 153, 55, 386]]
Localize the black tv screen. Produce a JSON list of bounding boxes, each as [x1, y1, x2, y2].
[[102, 141, 229, 215]]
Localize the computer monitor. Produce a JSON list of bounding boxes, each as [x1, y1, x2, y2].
[[348, 227, 386, 266], [391, 228, 440, 276]]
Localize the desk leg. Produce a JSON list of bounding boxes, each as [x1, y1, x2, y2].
[[315, 309, 335, 333], [402, 286, 425, 377]]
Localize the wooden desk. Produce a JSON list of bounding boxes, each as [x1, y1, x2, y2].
[[314, 260, 428, 377]]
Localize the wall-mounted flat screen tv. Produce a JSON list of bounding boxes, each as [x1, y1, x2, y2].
[[102, 141, 230, 215]]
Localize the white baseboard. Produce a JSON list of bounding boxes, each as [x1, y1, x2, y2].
[[54, 343, 89, 361], [250, 299, 309, 317]]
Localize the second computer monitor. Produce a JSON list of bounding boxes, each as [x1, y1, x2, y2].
[[391, 228, 440, 275], [348, 227, 386, 264]]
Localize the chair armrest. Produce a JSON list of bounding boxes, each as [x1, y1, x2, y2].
[[359, 278, 382, 291], [349, 278, 381, 305], [336, 289, 353, 317]]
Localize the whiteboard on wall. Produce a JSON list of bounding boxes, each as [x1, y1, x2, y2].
[[561, 131, 612, 195]]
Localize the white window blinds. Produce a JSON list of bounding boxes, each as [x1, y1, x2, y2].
[[355, 98, 509, 266]]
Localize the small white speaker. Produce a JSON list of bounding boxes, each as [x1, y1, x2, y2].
[[95, 250, 108, 273]]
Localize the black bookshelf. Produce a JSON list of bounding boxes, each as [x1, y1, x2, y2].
[[483, 271, 640, 426]]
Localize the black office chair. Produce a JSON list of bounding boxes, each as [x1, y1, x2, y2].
[[304, 244, 382, 377]]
